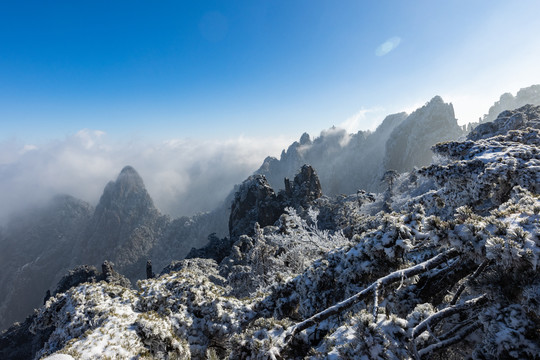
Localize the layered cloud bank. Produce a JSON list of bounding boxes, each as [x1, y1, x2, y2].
[[0, 130, 290, 223]]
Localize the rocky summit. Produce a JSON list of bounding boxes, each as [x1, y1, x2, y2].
[[229, 165, 323, 240], [384, 96, 464, 173], [74, 165, 168, 281], [256, 96, 465, 195]]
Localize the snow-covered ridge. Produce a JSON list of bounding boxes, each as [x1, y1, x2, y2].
[[2, 108, 540, 359]]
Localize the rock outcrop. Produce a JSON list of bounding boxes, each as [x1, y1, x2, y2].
[[228, 164, 324, 240], [384, 96, 464, 173], [74, 166, 169, 281], [468, 104, 540, 140], [228, 174, 283, 240], [285, 164, 323, 207]]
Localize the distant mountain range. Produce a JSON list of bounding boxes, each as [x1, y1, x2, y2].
[[0, 85, 539, 334], [1, 101, 539, 359], [257, 96, 464, 195]]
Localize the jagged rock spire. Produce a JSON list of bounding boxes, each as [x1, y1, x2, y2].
[[75, 166, 165, 281], [228, 175, 282, 239], [96, 165, 154, 215], [228, 165, 323, 240]]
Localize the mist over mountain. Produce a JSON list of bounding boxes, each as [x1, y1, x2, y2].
[[2, 102, 538, 359], [0, 195, 92, 330], [0, 87, 538, 337], [257, 96, 465, 195], [481, 84, 540, 123], [0, 133, 289, 225], [0, 166, 228, 330]]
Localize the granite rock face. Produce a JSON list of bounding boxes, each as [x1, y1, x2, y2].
[[468, 104, 540, 141], [384, 96, 464, 173], [228, 174, 283, 240], [228, 164, 324, 240], [285, 164, 323, 207], [74, 166, 169, 281]]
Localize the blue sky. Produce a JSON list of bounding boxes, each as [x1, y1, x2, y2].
[[1, 0, 540, 143], [1, 0, 540, 220]]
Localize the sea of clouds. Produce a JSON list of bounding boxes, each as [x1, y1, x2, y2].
[[0, 129, 291, 223]]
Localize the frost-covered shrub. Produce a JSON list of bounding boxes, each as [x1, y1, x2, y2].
[[31, 282, 146, 360], [229, 317, 292, 360], [321, 310, 409, 360], [137, 264, 257, 359], [223, 207, 351, 298], [476, 304, 540, 359]]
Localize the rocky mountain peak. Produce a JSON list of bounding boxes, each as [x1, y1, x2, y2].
[[286, 164, 322, 206], [299, 132, 312, 145], [414, 95, 456, 125], [97, 165, 154, 216], [428, 94, 444, 104], [384, 96, 464, 173], [117, 165, 146, 189], [76, 166, 165, 281], [228, 175, 282, 239]]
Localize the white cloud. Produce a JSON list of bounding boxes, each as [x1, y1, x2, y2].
[[0, 131, 290, 223], [375, 36, 401, 56], [339, 107, 386, 133], [19, 144, 38, 154]]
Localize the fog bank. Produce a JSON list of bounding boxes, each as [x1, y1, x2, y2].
[[0, 130, 291, 223]]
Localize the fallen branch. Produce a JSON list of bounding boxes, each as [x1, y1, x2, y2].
[[412, 294, 488, 339], [282, 248, 460, 347], [450, 259, 490, 305], [438, 318, 475, 341], [418, 321, 482, 358]]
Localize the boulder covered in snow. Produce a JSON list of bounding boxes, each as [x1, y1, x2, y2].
[[468, 104, 540, 140]]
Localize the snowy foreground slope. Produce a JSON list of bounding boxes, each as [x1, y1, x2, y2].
[[2, 106, 540, 359]]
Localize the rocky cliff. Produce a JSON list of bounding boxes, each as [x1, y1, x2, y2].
[[0, 166, 227, 331], [384, 96, 464, 173], [256, 96, 465, 195]]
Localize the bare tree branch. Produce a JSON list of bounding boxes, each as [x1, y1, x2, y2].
[[412, 294, 488, 339], [282, 248, 460, 347], [418, 321, 482, 358], [438, 319, 475, 341], [450, 259, 490, 305]]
